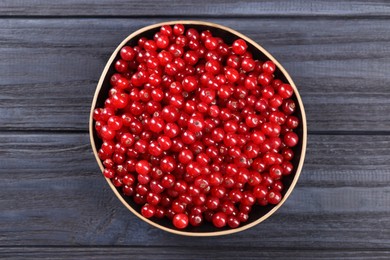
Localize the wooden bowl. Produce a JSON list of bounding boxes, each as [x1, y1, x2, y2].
[[89, 21, 307, 236]]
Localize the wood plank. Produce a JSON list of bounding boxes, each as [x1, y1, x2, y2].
[[0, 0, 389, 17], [303, 134, 390, 187], [0, 247, 389, 259], [0, 18, 389, 132], [0, 133, 389, 247], [1, 133, 389, 187]]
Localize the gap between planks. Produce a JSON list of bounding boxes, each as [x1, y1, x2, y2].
[[1, 15, 390, 20]]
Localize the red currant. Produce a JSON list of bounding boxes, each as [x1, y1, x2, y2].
[[94, 24, 301, 230]]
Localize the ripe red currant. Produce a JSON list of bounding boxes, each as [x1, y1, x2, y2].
[[94, 24, 301, 230]]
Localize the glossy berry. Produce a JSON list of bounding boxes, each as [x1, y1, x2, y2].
[[284, 132, 299, 147], [157, 135, 172, 150], [136, 160, 151, 175], [262, 60, 276, 74], [232, 39, 247, 55], [267, 190, 282, 204], [188, 116, 205, 132], [141, 204, 156, 218], [173, 213, 189, 229], [278, 84, 294, 99], [161, 105, 180, 123], [120, 46, 136, 61], [178, 149, 194, 164], [149, 117, 165, 133], [120, 133, 135, 147], [212, 212, 227, 228], [160, 156, 176, 172]]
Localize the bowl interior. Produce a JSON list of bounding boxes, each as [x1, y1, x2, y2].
[[91, 22, 306, 235]]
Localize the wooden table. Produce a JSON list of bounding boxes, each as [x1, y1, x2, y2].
[[1, 1, 389, 259]]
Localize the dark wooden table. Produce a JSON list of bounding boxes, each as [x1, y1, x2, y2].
[[1, 1, 389, 259]]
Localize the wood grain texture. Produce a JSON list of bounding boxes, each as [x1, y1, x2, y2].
[[1, 0, 389, 257], [1, 18, 389, 131], [0, 247, 389, 260], [0, 133, 389, 248], [0, 0, 389, 17]]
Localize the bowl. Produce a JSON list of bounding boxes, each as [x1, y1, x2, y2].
[[89, 20, 307, 236]]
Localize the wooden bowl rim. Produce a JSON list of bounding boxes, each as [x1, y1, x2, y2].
[[89, 20, 307, 236]]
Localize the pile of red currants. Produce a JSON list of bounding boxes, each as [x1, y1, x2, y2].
[[93, 24, 300, 229]]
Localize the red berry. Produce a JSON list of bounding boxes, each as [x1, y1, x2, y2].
[[232, 39, 247, 55], [241, 57, 255, 72], [212, 212, 227, 228], [262, 60, 276, 74], [161, 105, 180, 123], [103, 168, 115, 179], [120, 46, 136, 61], [182, 130, 196, 144], [282, 161, 294, 175], [173, 24, 185, 36], [225, 67, 239, 83], [284, 132, 299, 147], [160, 156, 176, 173], [269, 165, 283, 180], [120, 133, 135, 147], [253, 185, 268, 199], [100, 125, 116, 140], [112, 93, 129, 109], [189, 214, 203, 227], [227, 216, 240, 228], [115, 59, 128, 73], [204, 37, 219, 50], [188, 116, 205, 132], [173, 213, 189, 229], [267, 190, 282, 204], [161, 174, 176, 188], [186, 162, 202, 177], [136, 160, 151, 175], [149, 117, 165, 133], [156, 35, 169, 49], [278, 84, 294, 99], [157, 135, 172, 150]]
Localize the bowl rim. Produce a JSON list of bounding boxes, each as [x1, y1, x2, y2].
[[89, 20, 307, 236]]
